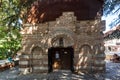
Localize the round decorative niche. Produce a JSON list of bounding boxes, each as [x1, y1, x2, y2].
[[48, 28, 76, 48], [51, 35, 74, 47], [79, 44, 92, 55], [77, 44, 92, 71]]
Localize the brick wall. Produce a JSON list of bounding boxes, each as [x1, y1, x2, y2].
[[19, 12, 105, 74]]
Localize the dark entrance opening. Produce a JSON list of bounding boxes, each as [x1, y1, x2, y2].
[[48, 46, 74, 72]]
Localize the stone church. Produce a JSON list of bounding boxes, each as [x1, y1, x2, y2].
[[19, 0, 106, 74]]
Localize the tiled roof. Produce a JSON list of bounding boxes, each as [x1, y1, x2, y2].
[[104, 25, 120, 40], [26, 0, 104, 23]]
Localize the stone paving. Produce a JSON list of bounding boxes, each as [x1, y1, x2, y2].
[[0, 60, 120, 80]]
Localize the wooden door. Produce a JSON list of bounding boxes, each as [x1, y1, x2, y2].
[[61, 49, 71, 70], [48, 47, 74, 72]]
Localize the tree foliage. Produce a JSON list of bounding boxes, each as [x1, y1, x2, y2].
[[0, 0, 37, 27], [0, 0, 19, 59], [0, 27, 21, 59], [0, 0, 38, 59]]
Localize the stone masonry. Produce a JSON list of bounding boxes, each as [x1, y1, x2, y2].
[[19, 12, 106, 74]]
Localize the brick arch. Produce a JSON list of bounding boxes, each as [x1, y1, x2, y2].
[[93, 44, 105, 54], [79, 44, 92, 54], [92, 44, 105, 72], [30, 46, 44, 73], [31, 46, 43, 53], [93, 44, 105, 60], [30, 45, 43, 53], [51, 34, 74, 47], [48, 28, 76, 48], [77, 44, 93, 73]]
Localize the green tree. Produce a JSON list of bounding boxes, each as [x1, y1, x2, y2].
[[0, 0, 22, 59], [0, 0, 37, 59], [0, 26, 21, 59], [0, 0, 37, 27]]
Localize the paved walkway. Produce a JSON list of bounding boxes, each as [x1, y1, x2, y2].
[[0, 61, 120, 80]]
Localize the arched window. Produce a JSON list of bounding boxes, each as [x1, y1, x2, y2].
[[59, 37, 64, 47]]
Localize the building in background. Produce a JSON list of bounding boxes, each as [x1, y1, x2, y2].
[[104, 25, 120, 60]]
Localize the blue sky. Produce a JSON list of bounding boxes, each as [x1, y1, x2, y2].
[[102, 14, 118, 33], [102, 6, 120, 33]]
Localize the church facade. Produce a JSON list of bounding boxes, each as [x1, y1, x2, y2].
[[19, 0, 105, 74]]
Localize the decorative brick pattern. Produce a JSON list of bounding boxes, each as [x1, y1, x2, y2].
[[19, 12, 105, 74]]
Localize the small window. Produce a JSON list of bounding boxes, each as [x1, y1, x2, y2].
[[59, 37, 64, 47], [108, 46, 111, 51]]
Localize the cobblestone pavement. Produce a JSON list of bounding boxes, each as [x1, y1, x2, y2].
[[0, 61, 120, 80]]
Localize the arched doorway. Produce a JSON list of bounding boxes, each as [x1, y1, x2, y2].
[[47, 28, 75, 72], [48, 46, 74, 72]]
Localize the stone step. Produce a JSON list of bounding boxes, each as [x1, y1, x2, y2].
[[47, 70, 72, 80]]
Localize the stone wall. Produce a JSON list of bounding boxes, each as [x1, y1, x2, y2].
[[19, 12, 105, 74]]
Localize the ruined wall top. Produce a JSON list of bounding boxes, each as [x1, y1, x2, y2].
[[21, 12, 105, 35]]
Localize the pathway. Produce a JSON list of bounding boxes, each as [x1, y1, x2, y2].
[[0, 61, 120, 80]]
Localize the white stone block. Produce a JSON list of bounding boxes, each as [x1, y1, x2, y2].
[[19, 61, 28, 65]]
